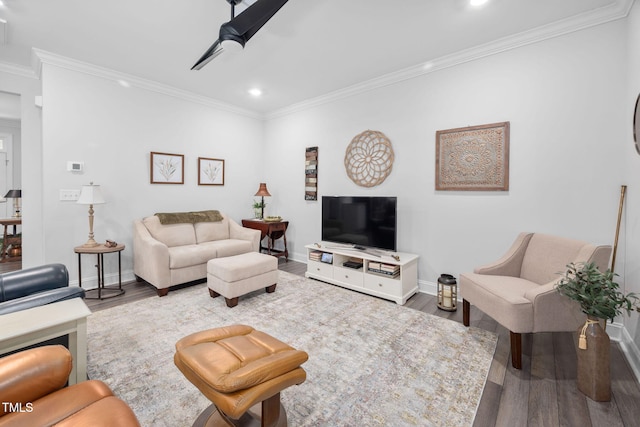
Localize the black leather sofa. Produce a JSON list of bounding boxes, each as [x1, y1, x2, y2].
[[0, 264, 85, 315]]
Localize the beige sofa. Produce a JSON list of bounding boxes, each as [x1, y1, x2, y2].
[[133, 211, 260, 296]]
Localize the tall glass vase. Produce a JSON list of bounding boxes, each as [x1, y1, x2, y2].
[[577, 316, 611, 402]]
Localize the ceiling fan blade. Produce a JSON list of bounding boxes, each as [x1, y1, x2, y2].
[[191, 0, 288, 70], [191, 39, 223, 70], [225, 0, 288, 43]]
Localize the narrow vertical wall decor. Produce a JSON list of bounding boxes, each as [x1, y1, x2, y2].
[[305, 147, 318, 200]]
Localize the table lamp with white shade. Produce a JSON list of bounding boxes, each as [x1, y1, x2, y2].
[[77, 182, 105, 247]]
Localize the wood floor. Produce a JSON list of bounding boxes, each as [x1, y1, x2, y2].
[[6, 259, 640, 426]]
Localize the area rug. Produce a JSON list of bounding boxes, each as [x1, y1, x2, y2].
[[87, 271, 497, 427]]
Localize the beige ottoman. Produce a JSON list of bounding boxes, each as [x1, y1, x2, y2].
[[207, 252, 278, 307]]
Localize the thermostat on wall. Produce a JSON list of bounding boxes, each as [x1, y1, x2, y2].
[[67, 161, 84, 172]]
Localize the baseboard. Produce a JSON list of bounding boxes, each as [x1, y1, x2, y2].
[[70, 270, 137, 290], [618, 325, 640, 384], [418, 279, 438, 296]]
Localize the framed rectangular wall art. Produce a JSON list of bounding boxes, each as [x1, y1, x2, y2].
[[150, 152, 184, 184], [198, 157, 225, 185], [435, 121, 510, 191]]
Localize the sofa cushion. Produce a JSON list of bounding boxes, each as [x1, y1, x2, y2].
[[194, 216, 230, 243], [207, 240, 254, 258], [168, 244, 218, 269], [143, 216, 196, 247]]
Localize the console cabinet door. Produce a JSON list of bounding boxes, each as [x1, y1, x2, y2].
[[307, 260, 333, 278], [364, 274, 400, 297], [333, 267, 364, 288]]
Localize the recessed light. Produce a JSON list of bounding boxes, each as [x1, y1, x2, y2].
[[470, 0, 488, 6], [248, 88, 262, 97], [117, 79, 131, 88]]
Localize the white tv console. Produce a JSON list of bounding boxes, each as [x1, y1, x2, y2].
[[305, 242, 418, 305]]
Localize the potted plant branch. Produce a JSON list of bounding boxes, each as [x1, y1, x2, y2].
[[556, 262, 640, 401], [252, 200, 266, 219]]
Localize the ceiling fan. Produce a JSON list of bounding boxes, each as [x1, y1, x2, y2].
[[192, 0, 289, 70]]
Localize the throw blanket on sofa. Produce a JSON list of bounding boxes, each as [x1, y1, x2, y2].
[[155, 210, 223, 225]]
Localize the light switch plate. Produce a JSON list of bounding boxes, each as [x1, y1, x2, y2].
[[60, 189, 80, 201]]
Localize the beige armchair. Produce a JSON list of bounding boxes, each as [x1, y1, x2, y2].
[[460, 232, 611, 369]]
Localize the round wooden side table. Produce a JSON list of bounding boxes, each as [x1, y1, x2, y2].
[[74, 243, 125, 300]]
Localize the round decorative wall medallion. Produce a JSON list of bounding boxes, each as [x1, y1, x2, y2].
[[344, 130, 395, 187]]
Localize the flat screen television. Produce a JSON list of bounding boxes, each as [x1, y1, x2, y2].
[[322, 196, 397, 252]]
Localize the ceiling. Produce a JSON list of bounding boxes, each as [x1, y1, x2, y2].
[[0, 0, 630, 116]]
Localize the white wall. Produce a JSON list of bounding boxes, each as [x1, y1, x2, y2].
[[622, 0, 640, 370], [265, 21, 628, 288], [39, 64, 265, 285]]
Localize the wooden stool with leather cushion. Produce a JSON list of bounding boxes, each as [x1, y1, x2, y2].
[[174, 324, 308, 427]]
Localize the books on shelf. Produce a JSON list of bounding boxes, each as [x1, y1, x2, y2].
[[367, 262, 400, 278], [309, 250, 323, 261]]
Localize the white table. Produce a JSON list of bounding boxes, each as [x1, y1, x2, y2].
[[0, 298, 91, 385]]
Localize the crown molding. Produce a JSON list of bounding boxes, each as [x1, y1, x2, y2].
[[266, 0, 635, 119], [31, 49, 263, 120], [0, 60, 36, 79]]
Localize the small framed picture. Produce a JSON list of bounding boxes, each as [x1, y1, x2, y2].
[[198, 157, 225, 186], [150, 152, 184, 184]]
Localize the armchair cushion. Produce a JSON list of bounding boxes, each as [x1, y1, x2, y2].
[[0, 344, 72, 409], [0, 345, 140, 426], [520, 234, 591, 284], [0, 264, 84, 316], [0, 287, 85, 316], [0, 263, 69, 302], [460, 274, 538, 332]]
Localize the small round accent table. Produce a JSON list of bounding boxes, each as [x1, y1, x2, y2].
[[74, 243, 125, 300]]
